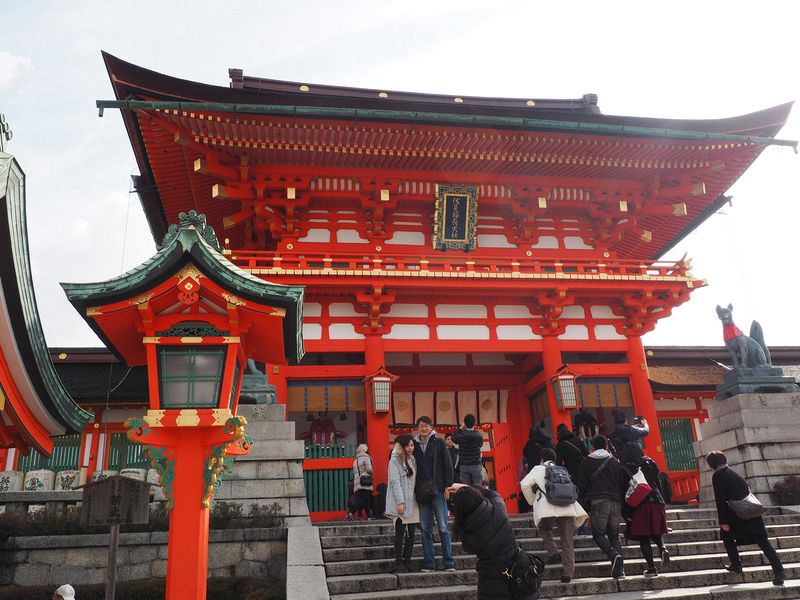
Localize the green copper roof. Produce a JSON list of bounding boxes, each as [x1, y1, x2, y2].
[[0, 151, 92, 434], [62, 210, 304, 364]]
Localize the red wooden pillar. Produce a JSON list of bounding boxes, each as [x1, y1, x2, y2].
[[627, 335, 668, 472], [364, 334, 389, 487], [166, 428, 211, 600], [542, 335, 572, 437], [507, 384, 531, 469]]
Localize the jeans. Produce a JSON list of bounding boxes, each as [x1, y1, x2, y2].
[[460, 464, 483, 487], [419, 493, 454, 568], [590, 500, 623, 560]]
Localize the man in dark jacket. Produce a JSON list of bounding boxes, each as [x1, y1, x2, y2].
[[452, 413, 484, 487], [414, 415, 455, 572], [609, 411, 649, 472], [577, 435, 628, 579]]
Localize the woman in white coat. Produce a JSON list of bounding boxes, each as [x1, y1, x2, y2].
[[384, 433, 419, 572], [520, 447, 588, 583]]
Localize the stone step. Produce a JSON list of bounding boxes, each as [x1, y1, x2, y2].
[[320, 514, 800, 547], [325, 546, 800, 578], [322, 524, 800, 562], [330, 579, 800, 599], [327, 562, 800, 598], [316, 506, 780, 536], [320, 522, 800, 551], [316, 507, 786, 538]]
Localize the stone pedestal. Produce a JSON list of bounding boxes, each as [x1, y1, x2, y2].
[[215, 404, 310, 527], [715, 366, 799, 400], [694, 392, 800, 506]]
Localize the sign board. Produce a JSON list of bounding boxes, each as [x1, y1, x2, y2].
[[433, 184, 478, 251], [79, 475, 151, 527]]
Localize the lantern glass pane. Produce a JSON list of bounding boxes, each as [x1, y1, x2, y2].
[[555, 375, 578, 409], [373, 378, 391, 412], [158, 346, 225, 409]]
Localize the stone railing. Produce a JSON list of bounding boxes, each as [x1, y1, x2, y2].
[[0, 527, 287, 588]]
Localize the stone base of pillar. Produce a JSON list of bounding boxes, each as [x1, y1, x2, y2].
[[214, 404, 311, 527], [694, 392, 800, 506]]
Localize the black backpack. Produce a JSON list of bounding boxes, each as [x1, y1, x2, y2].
[[542, 462, 579, 506]]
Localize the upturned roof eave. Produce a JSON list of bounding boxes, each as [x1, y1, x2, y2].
[[102, 53, 794, 138], [0, 153, 92, 435], [61, 218, 304, 364]]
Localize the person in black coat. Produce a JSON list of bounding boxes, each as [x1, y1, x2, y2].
[[523, 424, 553, 469], [706, 450, 785, 586], [448, 483, 537, 600], [555, 424, 589, 483]]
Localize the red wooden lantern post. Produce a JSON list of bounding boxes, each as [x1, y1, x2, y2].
[[62, 212, 304, 600], [364, 366, 397, 485]]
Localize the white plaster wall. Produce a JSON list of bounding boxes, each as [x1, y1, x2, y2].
[[560, 325, 589, 340], [386, 303, 428, 318], [386, 231, 425, 245], [531, 236, 558, 249], [563, 236, 593, 250], [328, 303, 366, 317], [437, 325, 490, 339], [594, 325, 626, 340], [477, 234, 516, 248], [297, 229, 331, 243], [384, 324, 430, 339], [328, 324, 365, 339], [494, 305, 538, 318], [303, 303, 322, 317], [562, 306, 586, 319], [336, 229, 369, 243], [591, 306, 622, 319], [435, 304, 487, 318], [496, 325, 541, 340], [302, 324, 322, 340]]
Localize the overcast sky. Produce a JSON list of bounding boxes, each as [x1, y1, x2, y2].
[[1, 1, 798, 349]]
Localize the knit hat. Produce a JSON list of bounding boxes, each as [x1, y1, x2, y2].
[[452, 485, 485, 517], [54, 584, 76, 599]]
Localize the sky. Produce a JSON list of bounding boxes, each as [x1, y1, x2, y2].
[[1, 1, 798, 349]]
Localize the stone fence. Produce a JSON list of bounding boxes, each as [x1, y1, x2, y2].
[[0, 527, 287, 589]]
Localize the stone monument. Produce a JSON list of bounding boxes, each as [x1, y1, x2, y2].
[[695, 305, 800, 505]]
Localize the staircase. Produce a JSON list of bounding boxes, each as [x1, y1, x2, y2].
[[320, 506, 800, 599]]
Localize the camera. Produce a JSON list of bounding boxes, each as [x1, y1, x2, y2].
[[633, 415, 644, 425]]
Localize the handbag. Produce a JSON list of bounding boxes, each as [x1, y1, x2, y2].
[[728, 491, 763, 520], [625, 467, 653, 507], [356, 457, 373, 488], [498, 546, 545, 596], [414, 478, 437, 503]]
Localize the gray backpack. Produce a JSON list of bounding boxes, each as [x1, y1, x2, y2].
[[542, 462, 579, 506]]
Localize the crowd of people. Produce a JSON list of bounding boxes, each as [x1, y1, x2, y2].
[[345, 410, 787, 598]]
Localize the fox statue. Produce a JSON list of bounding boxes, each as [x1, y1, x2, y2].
[[715, 303, 771, 369]]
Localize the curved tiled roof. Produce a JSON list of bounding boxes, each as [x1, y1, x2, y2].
[[0, 151, 92, 452]]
